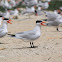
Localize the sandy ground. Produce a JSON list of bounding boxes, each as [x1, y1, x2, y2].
[[0, 14, 62, 62]]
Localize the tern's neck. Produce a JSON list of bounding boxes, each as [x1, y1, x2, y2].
[[2, 22, 8, 32], [0, 18, 2, 25], [34, 24, 41, 31], [0, 18, 2, 20]]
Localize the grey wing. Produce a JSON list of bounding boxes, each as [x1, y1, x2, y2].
[[24, 29, 36, 34], [47, 13, 57, 21], [46, 12, 57, 21], [48, 18, 56, 21], [0, 29, 3, 33], [16, 30, 36, 39], [17, 30, 36, 35], [46, 21, 59, 26], [20, 31, 36, 39]]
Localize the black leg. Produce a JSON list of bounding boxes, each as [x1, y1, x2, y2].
[[31, 45, 33, 48], [30, 42, 35, 48], [30, 42, 33, 48], [32, 42, 34, 48], [30, 42, 32, 48], [57, 27, 59, 31], [30, 42, 31, 45], [56, 27, 60, 32]]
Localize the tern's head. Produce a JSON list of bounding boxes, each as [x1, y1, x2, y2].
[[36, 20, 46, 26], [3, 18, 12, 24], [57, 9, 62, 15], [0, 15, 2, 18]]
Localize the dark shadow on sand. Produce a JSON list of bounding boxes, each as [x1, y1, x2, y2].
[[0, 43, 8, 44], [13, 46, 38, 49]]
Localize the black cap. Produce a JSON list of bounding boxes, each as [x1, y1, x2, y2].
[[58, 12, 61, 14], [3, 18, 9, 20], [0, 15, 2, 17], [36, 20, 42, 23]]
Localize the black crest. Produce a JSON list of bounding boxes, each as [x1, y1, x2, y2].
[[36, 20, 42, 23]]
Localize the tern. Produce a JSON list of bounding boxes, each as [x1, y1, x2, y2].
[[24, 0, 38, 7], [21, 6, 37, 18], [37, 1, 50, 9], [45, 11, 62, 31], [8, 20, 45, 48], [10, 9, 19, 19], [0, 18, 12, 38], [3, 10, 10, 18], [3, 0, 12, 9]]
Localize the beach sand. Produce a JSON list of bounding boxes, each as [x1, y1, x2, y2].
[[0, 14, 62, 62]]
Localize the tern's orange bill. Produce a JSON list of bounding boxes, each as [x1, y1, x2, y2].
[[7, 20, 12, 24], [41, 21, 46, 26], [48, 2, 50, 4], [61, 14, 62, 15]]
